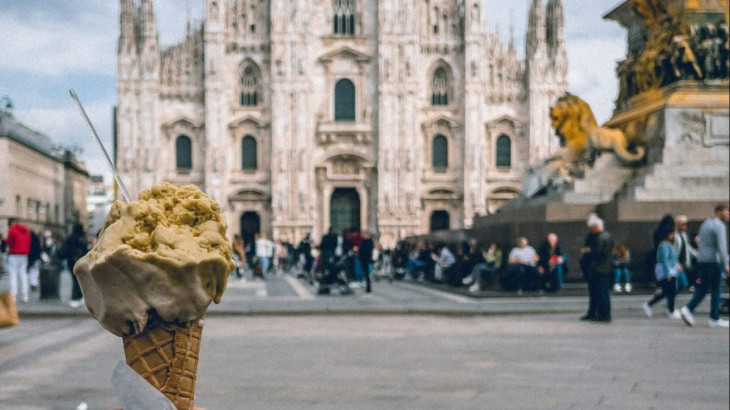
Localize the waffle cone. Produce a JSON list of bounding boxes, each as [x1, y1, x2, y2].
[[123, 315, 204, 410]]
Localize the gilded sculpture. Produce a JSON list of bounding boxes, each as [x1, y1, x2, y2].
[[550, 93, 645, 165]]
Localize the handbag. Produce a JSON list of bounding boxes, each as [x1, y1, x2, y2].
[[0, 272, 20, 329]]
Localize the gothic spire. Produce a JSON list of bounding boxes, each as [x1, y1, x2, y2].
[[526, 0, 546, 60], [546, 0, 567, 78], [139, 0, 158, 40], [119, 0, 137, 50]]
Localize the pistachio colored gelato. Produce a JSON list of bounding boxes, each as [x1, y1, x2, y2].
[[74, 182, 235, 337]]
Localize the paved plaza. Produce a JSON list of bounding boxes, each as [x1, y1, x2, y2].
[[2, 269, 728, 409], [1, 314, 728, 410]]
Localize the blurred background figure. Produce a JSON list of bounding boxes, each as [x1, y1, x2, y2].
[[59, 223, 88, 308], [612, 242, 632, 293]]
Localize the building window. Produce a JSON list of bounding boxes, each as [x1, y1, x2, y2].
[[241, 135, 258, 171], [432, 134, 448, 169], [240, 65, 260, 106], [431, 66, 450, 105], [176, 135, 193, 170], [333, 0, 356, 35], [496, 134, 511, 168], [334, 79, 356, 121]]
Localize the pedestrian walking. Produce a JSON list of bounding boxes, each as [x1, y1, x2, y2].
[[255, 233, 275, 279], [27, 230, 42, 292], [679, 204, 730, 328], [359, 230, 374, 293], [580, 214, 614, 322], [642, 229, 682, 319], [673, 215, 696, 292], [5, 219, 31, 302], [59, 223, 88, 308], [232, 234, 245, 280]]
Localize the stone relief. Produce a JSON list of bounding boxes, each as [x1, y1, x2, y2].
[[678, 111, 706, 145], [331, 158, 359, 175]]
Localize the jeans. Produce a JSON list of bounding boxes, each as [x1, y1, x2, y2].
[[647, 277, 677, 313], [7, 254, 29, 300], [675, 271, 688, 292], [259, 257, 271, 278], [405, 258, 425, 278], [613, 267, 630, 286], [686, 262, 723, 321]]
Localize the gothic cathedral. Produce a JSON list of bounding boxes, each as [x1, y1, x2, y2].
[[116, 0, 567, 246]]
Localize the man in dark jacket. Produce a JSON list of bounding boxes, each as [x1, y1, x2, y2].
[[359, 230, 375, 293], [28, 231, 42, 291], [580, 214, 614, 322]]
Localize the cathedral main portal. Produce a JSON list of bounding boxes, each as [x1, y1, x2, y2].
[[329, 188, 361, 233]]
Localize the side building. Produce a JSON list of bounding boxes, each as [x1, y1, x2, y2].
[[0, 100, 89, 238], [115, 0, 568, 246]]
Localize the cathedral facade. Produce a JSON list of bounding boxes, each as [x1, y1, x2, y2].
[[116, 0, 567, 246]]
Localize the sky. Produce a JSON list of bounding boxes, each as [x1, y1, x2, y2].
[[0, 0, 626, 182]]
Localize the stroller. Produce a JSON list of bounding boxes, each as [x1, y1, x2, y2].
[[314, 254, 353, 295]]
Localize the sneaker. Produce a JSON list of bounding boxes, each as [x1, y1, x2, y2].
[[69, 300, 83, 308], [708, 318, 729, 328], [669, 310, 681, 319], [679, 306, 694, 327], [642, 302, 652, 318], [613, 284, 622, 293], [469, 283, 480, 293], [624, 284, 632, 293], [462, 275, 474, 285]]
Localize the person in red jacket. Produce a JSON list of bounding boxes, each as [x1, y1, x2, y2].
[[5, 218, 31, 302]]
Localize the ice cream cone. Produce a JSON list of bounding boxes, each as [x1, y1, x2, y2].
[[123, 315, 204, 410]]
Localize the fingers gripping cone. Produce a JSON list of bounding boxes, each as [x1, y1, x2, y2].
[[122, 315, 204, 410]]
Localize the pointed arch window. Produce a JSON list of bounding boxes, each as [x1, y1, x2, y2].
[[241, 135, 258, 171], [431, 66, 450, 105], [176, 135, 192, 170], [240, 65, 260, 106], [333, 0, 356, 35], [334, 79, 356, 121], [496, 134, 511, 168], [432, 134, 448, 169]]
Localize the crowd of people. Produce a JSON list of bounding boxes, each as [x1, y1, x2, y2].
[[3, 203, 727, 329], [1, 218, 90, 307]]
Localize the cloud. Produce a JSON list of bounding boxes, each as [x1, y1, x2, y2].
[[567, 38, 626, 123], [13, 101, 115, 176], [0, 3, 118, 77]]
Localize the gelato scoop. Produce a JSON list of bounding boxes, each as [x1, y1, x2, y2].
[[74, 182, 235, 337]]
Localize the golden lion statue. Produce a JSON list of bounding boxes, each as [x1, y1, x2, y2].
[[549, 93, 645, 165]]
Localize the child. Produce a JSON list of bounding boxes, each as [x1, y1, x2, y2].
[[612, 242, 631, 293]]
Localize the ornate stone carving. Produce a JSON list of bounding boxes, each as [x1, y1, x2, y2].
[[331, 158, 359, 175]]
